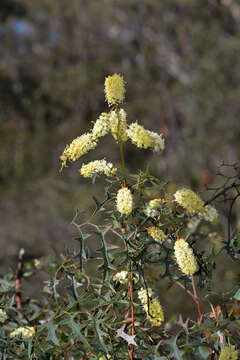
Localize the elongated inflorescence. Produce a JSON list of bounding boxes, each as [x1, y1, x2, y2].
[[104, 74, 125, 106], [0, 309, 7, 323], [174, 238, 197, 276], [202, 204, 218, 223], [219, 345, 238, 360], [127, 122, 165, 152], [80, 159, 117, 178], [60, 133, 97, 169], [147, 226, 166, 243], [92, 113, 110, 139], [174, 188, 204, 215], [145, 199, 161, 217], [109, 108, 128, 143], [116, 187, 133, 215], [138, 288, 164, 326], [10, 326, 35, 339]]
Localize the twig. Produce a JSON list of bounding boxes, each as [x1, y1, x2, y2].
[[191, 276, 203, 325], [177, 278, 215, 357], [128, 272, 135, 360], [15, 248, 25, 319]]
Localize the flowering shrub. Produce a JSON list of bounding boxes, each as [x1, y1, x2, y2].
[[1, 74, 240, 359]]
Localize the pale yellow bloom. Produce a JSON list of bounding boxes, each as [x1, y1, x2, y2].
[[104, 73, 125, 106], [138, 288, 164, 326], [174, 238, 197, 276], [10, 326, 35, 339], [145, 199, 161, 217], [174, 188, 204, 215], [144, 298, 164, 326], [219, 345, 238, 360], [147, 226, 166, 243], [116, 187, 133, 215], [34, 258, 42, 269], [80, 159, 117, 178], [138, 287, 153, 304], [0, 309, 7, 323], [109, 109, 128, 143], [92, 113, 110, 139], [113, 270, 128, 284], [99, 355, 110, 360], [60, 133, 97, 169], [127, 122, 165, 152], [202, 205, 218, 223], [113, 271, 139, 284]]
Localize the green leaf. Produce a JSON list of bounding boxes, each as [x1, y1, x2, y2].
[[27, 337, 33, 358], [96, 228, 116, 280], [198, 346, 210, 359], [233, 288, 240, 300], [45, 321, 59, 346], [74, 233, 91, 271], [61, 316, 89, 347], [162, 334, 183, 360], [92, 318, 108, 353]]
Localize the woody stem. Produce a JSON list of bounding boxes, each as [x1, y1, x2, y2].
[[128, 272, 135, 360], [191, 276, 204, 325]]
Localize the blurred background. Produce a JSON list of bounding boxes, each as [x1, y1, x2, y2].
[[0, 0, 240, 304]]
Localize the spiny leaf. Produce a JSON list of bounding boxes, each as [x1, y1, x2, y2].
[[162, 334, 183, 360], [92, 318, 108, 353], [96, 228, 116, 280], [60, 316, 89, 347], [44, 321, 59, 346], [74, 233, 91, 271]]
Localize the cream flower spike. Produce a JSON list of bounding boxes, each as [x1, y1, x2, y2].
[[80, 159, 117, 178], [137, 287, 164, 326], [109, 108, 128, 143], [174, 238, 197, 276], [92, 112, 110, 140], [10, 326, 35, 339], [116, 187, 133, 215], [219, 344, 238, 360], [127, 122, 165, 152], [104, 73, 125, 106], [174, 188, 204, 215], [60, 132, 97, 169], [147, 226, 166, 243]]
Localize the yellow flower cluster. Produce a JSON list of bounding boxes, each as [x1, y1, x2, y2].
[[219, 345, 238, 360], [138, 287, 153, 303], [113, 270, 128, 284], [92, 112, 110, 139], [127, 122, 165, 152], [104, 73, 125, 106], [174, 238, 197, 276], [60, 133, 97, 169], [80, 159, 117, 178], [138, 287, 164, 326], [98, 355, 110, 360], [109, 109, 128, 143], [116, 187, 133, 215], [10, 326, 35, 339], [174, 188, 204, 215], [0, 309, 7, 323], [202, 205, 218, 223], [113, 270, 139, 284], [145, 298, 165, 326], [145, 199, 161, 217], [147, 226, 166, 243], [61, 74, 167, 175]]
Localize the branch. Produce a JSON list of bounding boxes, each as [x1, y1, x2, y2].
[[15, 248, 25, 319]]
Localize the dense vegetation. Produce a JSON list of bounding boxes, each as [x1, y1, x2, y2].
[[1, 0, 240, 274], [1, 74, 240, 359]]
